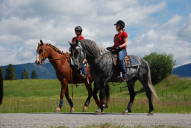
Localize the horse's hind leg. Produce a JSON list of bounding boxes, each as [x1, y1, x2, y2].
[[125, 79, 136, 113], [105, 83, 110, 108], [65, 86, 74, 112], [99, 86, 107, 112], [140, 78, 154, 114], [83, 82, 93, 111]]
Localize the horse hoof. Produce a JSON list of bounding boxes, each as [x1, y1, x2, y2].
[[147, 112, 154, 116], [83, 106, 88, 112], [95, 109, 102, 114], [123, 109, 129, 115], [56, 107, 61, 112], [70, 108, 75, 113]]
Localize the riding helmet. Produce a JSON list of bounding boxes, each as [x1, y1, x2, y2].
[[75, 26, 83, 32], [114, 20, 125, 29]]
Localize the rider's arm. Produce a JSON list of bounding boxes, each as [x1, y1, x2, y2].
[[119, 36, 128, 49]]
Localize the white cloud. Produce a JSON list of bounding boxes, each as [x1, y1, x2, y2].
[[129, 14, 191, 65], [0, 0, 190, 66]]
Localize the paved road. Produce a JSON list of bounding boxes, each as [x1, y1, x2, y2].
[[0, 113, 191, 128]]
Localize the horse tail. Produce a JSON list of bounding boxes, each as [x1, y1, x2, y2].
[[145, 60, 158, 101], [0, 69, 3, 105]]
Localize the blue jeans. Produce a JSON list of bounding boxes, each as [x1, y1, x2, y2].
[[81, 63, 86, 75], [118, 49, 127, 74]]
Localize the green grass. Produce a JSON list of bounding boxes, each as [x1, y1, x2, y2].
[[0, 75, 191, 113], [52, 123, 183, 128]]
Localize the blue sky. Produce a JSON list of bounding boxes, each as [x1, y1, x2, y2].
[[0, 0, 191, 66]]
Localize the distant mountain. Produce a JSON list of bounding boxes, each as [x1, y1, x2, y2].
[[1, 63, 56, 79], [172, 63, 191, 77]]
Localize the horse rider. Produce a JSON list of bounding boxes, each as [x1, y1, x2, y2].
[[71, 26, 87, 77], [72, 26, 85, 44], [107, 20, 128, 81]]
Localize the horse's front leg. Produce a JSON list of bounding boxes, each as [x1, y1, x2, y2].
[[83, 81, 93, 112], [98, 86, 107, 112], [92, 80, 101, 111], [56, 79, 68, 112], [97, 78, 110, 113]]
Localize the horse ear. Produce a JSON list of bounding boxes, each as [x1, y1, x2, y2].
[[76, 40, 79, 46], [40, 40, 43, 45], [68, 41, 72, 46]]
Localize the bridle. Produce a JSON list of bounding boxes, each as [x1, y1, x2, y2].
[[48, 57, 67, 61]]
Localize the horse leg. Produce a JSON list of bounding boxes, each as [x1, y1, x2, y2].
[[99, 86, 107, 112], [124, 80, 136, 113], [92, 80, 101, 111], [83, 81, 93, 111], [56, 79, 68, 112], [65, 86, 74, 112], [105, 83, 110, 108], [140, 78, 154, 114], [98, 77, 110, 113]]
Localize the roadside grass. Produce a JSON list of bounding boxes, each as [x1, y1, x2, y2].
[[52, 123, 183, 128], [0, 75, 191, 113]]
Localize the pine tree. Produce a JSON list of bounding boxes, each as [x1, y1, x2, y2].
[[31, 70, 38, 79], [21, 69, 29, 79], [5, 64, 16, 80]]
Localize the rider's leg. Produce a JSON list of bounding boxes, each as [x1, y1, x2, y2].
[[80, 63, 86, 77], [118, 49, 128, 80]]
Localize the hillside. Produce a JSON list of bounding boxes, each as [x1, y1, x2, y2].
[[172, 63, 191, 77], [1, 63, 56, 79]]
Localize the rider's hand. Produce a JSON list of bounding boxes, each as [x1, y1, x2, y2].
[[115, 46, 121, 51], [106, 47, 113, 51]]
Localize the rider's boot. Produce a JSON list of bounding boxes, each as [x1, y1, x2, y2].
[[122, 73, 128, 81]]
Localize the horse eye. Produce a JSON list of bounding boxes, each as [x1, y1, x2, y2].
[[74, 50, 79, 58], [39, 49, 43, 53]]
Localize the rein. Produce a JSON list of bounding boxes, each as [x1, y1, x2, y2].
[[48, 55, 71, 65], [48, 58, 67, 61]]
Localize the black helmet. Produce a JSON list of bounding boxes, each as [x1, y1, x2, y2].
[[114, 20, 125, 29], [75, 26, 82, 32]]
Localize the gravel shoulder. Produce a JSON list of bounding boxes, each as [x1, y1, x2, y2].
[[0, 113, 191, 128]]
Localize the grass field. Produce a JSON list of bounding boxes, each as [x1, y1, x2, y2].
[[0, 75, 191, 113]]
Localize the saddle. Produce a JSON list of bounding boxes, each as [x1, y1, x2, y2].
[[106, 47, 139, 68], [112, 54, 139, 68]]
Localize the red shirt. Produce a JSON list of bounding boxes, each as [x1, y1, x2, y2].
[[72, 36, 85, 44], [114, 31, 128, 49]]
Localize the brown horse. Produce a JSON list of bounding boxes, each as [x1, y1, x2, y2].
[[35, 40, 93, 112]]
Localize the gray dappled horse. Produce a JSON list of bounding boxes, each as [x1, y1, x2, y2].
[[70, 39, 158, 114]]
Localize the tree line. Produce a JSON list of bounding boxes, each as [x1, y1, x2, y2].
[[0, 65, 38, 80]]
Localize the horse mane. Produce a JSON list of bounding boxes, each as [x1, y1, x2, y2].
[[44, 43, 70, 59], [79, 39, 107, 57], [45, 43, 65, 55]]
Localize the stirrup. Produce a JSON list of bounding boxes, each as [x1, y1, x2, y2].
[[117, 75, 128, 82]]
